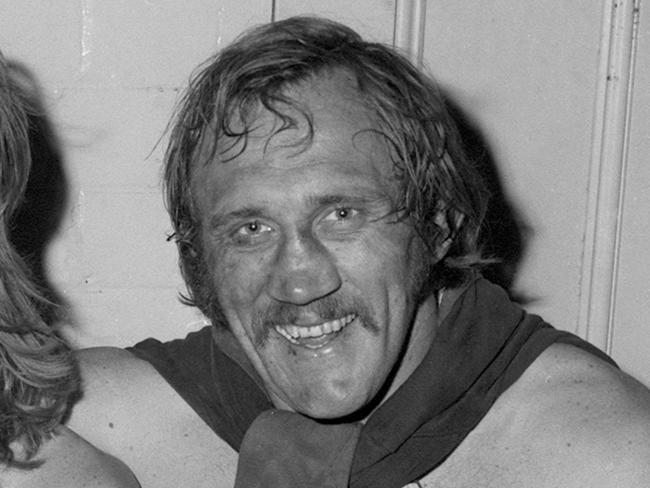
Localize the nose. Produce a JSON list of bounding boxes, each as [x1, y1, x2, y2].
[[268, 232, 342, 305]]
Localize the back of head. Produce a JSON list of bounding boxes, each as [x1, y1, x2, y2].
[[164, 16, 489, 320], [0, 51, 79, 466]]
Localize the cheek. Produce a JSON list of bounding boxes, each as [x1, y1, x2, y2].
[[334, 230, 419, 323], [210, 249, 271, 319], [362, 227, 422, 284], [367, 230, 429, 326], [404, 233, 433, 297]]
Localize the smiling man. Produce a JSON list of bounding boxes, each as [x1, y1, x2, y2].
[[190, 69, 441, 421], [68, 16, 650, 488]]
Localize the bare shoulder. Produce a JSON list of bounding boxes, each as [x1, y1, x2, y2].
[[498, 342, 650, 485], [73, 346, 163, 404], [0, 426, 139, 488], [68, 347, 168, 450], [422, 343, 650, 488], [74, 346, 158, 395], [67, 346, 238, 488], [521, 342, 650, 432]]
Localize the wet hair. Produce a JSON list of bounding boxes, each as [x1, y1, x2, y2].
[[164, 16, 489, 321], [0, 51, 79, 466]]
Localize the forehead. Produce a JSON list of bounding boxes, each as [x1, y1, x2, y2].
[[192, 70, 398, 212]]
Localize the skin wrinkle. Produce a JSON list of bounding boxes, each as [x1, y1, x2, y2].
[[191, 70, 443, 420], [165, 19, 490, 345]]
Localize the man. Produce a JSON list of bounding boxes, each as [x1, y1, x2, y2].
[[68, 16, 650, 488]]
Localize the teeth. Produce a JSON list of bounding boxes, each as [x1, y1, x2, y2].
[[275, 314, 355, 343]]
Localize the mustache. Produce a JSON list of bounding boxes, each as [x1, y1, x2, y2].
[[251, 295, 378, 343]]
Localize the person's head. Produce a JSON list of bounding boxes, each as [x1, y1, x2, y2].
[[164, 16, 488, 419], [0, 51, 79, 466]]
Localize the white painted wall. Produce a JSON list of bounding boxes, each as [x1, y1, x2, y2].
[[0, 0, 271, 347], [1, 1, 647, 385], [422, 0, 602, 329]]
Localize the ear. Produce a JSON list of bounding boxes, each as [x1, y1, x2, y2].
[[432, 206, 464, 262]]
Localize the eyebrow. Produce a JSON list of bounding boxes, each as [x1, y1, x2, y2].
[[208, 191, 392, 230], [307, 193, 376, 207]]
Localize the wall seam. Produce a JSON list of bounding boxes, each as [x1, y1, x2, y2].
[[393, 0, 426, 65], [577, 0, 639, 352]]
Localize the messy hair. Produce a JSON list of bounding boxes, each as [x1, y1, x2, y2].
[[0, 52, 79, 466], [164, 16, 489, 320]]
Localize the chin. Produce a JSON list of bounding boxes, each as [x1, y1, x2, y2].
[[294, 388, 384, 423]]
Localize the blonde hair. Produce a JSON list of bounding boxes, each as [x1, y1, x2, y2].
[[0, 51, 79, 466]]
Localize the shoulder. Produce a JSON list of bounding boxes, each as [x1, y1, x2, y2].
[[424, 342, 650, 487], [496, 342, 650, 486], [67, 346, 239, 488], [0, 426, 139, 488], [520, 342, 650, 429], [75, 345, 153, 382], [68, 345, 207, 453], [68, 347, 168, 448], [74, 346, 160, 397]]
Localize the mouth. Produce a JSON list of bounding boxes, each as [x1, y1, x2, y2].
[[274, 313, 356, 348]]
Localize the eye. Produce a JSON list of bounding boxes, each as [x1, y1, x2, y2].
[[231, 220, 274, 246], [240, 221, 264, 233], [324, 207, 359, 221], [320, 206, 365, 236]]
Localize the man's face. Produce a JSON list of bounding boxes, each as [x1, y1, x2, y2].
[[192, 71, 439, 419]]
